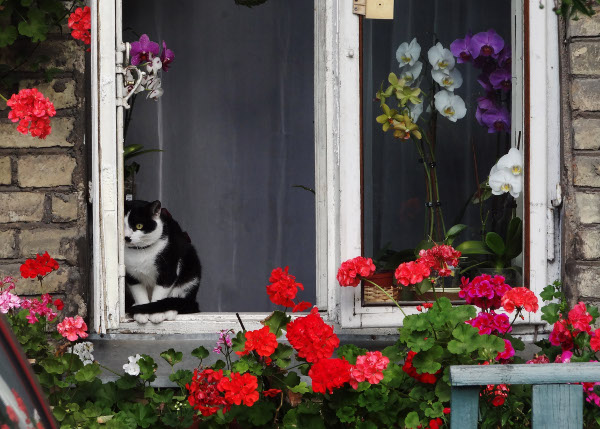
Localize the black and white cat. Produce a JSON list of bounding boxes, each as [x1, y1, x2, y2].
[[124, 200, 201, 324]]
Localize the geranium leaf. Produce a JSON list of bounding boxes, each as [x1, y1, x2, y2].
[[160, 348, 183, 366], [540, 284, 556, 302], [40, 357, 64, 374], [17, 8, 49, 43], [404, 411, 421, 429], [74, 363, 101, 382], [262, 310, 291, 337], [289, 381, 310, 394], [337, 344, 368, 365], [191, 346, 209, 360], [412, 346, 443, 374], [231, 330, 246, 352], [0, 25, 17, 47], [541, 303, 561, 324], [273, 343, 294, 368]]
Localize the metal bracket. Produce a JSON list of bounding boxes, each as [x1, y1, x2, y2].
[[353, 0, 394, 19]]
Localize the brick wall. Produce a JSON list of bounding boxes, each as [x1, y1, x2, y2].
[[0, 36, 88, 316], [563, 11, 600, 306]]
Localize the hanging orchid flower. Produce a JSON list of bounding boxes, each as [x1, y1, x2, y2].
[[427, 42, 455, 72], [146, 57, 163, 74], [496, 148, 523, 176], [396, 38, 421, 67], [450, 34, 473, 63], [130, 34, 160, 66], [469, 29, 504, 59], [145, 76, 164, 100], [160, 41, 175, 71], [497, 46, 512, 68], [475, 96, 496, 125], [433, 90, 466, 122], [432, 68, 463, 91], [399, 61, 423, 84], [489, 68, 511, 92]]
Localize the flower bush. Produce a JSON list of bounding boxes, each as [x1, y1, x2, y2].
[[4, 251, 600, 428]]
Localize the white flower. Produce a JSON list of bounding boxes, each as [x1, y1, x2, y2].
[[123, 354, 142, 376], [427, 42, 455, 72], [489, 167, 522, 198], [408, 101, 423, 122], [146, 57, 162, 74], [145, 76, 163, 100], [432, 68, 463, 91], [396, 38, 421, 67], [433, 90, 466, 122], [399, 61, 423, 84], [69, 341, 95, 366], [496, 148, 523, 176]]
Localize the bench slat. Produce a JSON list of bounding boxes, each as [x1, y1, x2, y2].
[[450, 386, 479, 429], [532, 384, 583, 428], [450, 363, 600, 386]]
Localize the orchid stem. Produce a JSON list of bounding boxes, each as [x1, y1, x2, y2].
[[364, 278, 407, 317]]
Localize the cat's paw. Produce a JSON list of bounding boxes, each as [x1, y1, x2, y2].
[[165, 310, 178, 320], [134, 313, 149, 324], [149, 312, 168, 324]]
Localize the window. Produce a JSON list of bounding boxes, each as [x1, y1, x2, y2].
[[90, 0, 560, 334]]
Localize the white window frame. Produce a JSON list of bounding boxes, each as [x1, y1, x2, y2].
[[328, 0, 562, 329], [91, 0, 560, 335]]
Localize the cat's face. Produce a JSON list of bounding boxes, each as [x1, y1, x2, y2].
[[124, 200, 164, 248]]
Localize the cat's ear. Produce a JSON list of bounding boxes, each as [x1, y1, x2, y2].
[[149, 200, 162, 218]]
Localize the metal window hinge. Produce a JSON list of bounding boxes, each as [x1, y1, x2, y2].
[[353, 0, 394, 19]]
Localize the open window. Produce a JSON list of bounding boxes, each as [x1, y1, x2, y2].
[[90, 0, 561, 335]]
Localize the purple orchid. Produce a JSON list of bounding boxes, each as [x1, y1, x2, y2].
[[450, 33, 473, 63], [497, 46, 512, 68], [469, 29, 505, 59], [489, 68, 512, 92], [160, 40, 175, 71], [477, 73, 493, 92], [482, 106, 511, 133], [130, 34, 160, 66], [475, 96, 496, 126]]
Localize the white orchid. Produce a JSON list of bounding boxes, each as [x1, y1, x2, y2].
[[433, 90, 466, 122], [489, 166, 522, 198], [69, 341, 95, 366], [399, 61, 423, 84], [427, 42, 455, 72], [396, 38, 421, 67], [145, 76, 163, 100], [432, 68, 463, 91], [146, 57, 163, 74], [123, 354, 143, 376], [407, 101, 424, 122], [496, 148, 523, 176]]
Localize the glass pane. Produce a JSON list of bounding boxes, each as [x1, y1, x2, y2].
[[362, 1, 522, 304], [122, 1, 315, 312]]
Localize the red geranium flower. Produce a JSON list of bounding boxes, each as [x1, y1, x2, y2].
[[286, 307, 339, 363], [237, 326, 278, 357], [568, 302, 593, 333], [501, 287, 539, 313], [262, 389, 282, 397], [428, 418, 444, 429], [395, 260, 431, 286], [418, 244, 461, 276], [266, 266, 304, 307], [402, 350, 440, 384], [186, 369, 230, 416], [349, 351, 389, 389], [68, 6, 91, 45], [591, 330, 600, 352], [459, 274, 511, 310], [57, 316, 88, 341], [292, 301, 312, 313], [54, 299, 64, 311], [308, 358, 352, 394], [7, 89, 56, 139], [20, 252, 59, 279], [217, 372, 259, 407], [336, 256, 376, 287]]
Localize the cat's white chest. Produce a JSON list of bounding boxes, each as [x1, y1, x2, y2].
[[124, 238, 168, 286]]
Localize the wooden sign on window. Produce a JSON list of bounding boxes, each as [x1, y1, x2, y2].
[[353, 0, 394, 20]]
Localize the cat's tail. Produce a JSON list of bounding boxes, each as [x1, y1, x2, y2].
[[127, 298, 199, 315]]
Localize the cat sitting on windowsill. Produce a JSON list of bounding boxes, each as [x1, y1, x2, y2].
[[124, 200, 201, 324]]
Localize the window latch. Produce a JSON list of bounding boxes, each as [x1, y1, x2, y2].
[[352, 0, 394, 19]]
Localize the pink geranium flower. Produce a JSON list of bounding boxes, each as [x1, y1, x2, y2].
[[57, 316, 88, 341], [349, 351, 390, 389]]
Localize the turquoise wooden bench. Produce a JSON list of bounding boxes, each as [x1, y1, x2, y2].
[[450, 363, 600, 428]]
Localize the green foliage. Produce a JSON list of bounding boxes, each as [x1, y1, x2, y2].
[[0, 0, 69, 47], [553, 0, 600, 19]]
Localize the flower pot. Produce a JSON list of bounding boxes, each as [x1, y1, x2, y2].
[[362, 271, 400, 304]]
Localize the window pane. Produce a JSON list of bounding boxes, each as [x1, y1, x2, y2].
[[122, 1, 315, 312], [362, 1, 521, 304]]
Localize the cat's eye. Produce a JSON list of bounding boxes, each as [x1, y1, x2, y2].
[[136, 224, 143, 230]]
